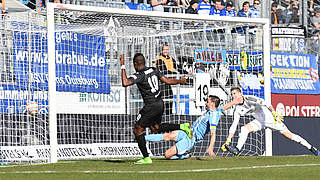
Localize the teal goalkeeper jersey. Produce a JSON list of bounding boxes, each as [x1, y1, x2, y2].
[[191, 106, 223, 142]]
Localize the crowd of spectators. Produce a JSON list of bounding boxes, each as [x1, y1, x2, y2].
[[150, 0, 262, 18]]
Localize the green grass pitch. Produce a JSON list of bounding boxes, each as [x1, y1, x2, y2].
[[0, 156, 319, 180]]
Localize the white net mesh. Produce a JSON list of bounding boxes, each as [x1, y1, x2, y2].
[[0, 4, 269, 164]]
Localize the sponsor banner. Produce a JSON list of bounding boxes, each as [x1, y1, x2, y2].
[[272, 37, 305, 52], [226, 51, 263, 71], [13, 31, 110, 94], [271, 27, 305, 37], [0, 86, 124, 114], [0, 86, 47, 113], [56, 86, 125, 114], [194, 49, 227, 73], [271, 52, 320, 94], [272, 94, 320, 117], [0, 143, 145, 161]]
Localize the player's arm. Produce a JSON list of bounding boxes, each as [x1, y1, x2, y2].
[[221, 106, 241, 151], [160, 75, 186, 85], [120, 54, 133, 87], [205, 129, 216, 157], [222, 97, 243, 111]]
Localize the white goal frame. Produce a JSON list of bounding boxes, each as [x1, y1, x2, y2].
[[46, 2, 271, 163]]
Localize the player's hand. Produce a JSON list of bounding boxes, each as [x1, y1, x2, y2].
[[206, 148, 216, 157], [221, 141, 230, 152], [272, 111, 283, 124], [179, 76, 187, 85], [120, 54, 125, 66]]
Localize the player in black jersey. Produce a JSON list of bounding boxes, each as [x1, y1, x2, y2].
[[120, 53, 191, 164]]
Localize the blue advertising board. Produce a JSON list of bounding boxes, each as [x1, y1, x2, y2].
[[0, 30, 110, 113], [271, 52, 320, 94], [13, 31, 110, 94], [226, 51, 263, 71]]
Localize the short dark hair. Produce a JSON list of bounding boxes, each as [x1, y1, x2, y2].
[[231, 87, 241, 93], [243, 1, 250, 6], [133, 53, 145, 65], [209, 95, 220, 108]]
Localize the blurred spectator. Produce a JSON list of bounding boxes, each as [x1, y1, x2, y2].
[[197, 0, 212, 15], [155, 45, 178, 115], [311, 32, 320, 52], [210, 0, 226, 16], [186, 0, 199, 14], [0, 0, 7, 14], [290, 0, 300, 23], [309, 0, 315, 17], [181, 0, 191, 9], [225, 1, 236, 17], [282, 0, 299, 23], [166, 0, 180, 12], [312, 8, 320, 28], [271, 2, 283, 24], [250, 0, 261, 18], [151, 0, 167, 12], [238, 1, 252, 17]]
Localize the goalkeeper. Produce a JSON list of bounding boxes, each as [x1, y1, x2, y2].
[[145, 95, 242, 159], [222, 87, 319, 156]]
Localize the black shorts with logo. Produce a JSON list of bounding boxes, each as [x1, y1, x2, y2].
[[136, 99, 164, 127]]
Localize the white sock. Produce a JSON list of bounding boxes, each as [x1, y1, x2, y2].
[[236, 126, 249, 150], [291, 133, 312, 149]]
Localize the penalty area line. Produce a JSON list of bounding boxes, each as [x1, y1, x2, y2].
[[0, 163, 320, 174]]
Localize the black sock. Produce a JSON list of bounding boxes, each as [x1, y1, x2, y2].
[[135, 134, 148, 158], [158, 123, 180, 133]]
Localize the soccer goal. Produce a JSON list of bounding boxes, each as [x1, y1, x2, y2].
[[0, 3, 271, 164]]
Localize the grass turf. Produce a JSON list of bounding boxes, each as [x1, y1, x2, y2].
[[0, 156, 319, 180]]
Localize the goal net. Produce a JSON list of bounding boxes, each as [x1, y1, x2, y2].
[[0, 3, 270, 164]]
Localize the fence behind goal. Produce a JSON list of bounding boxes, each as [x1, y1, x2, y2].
[[0, 3, 271, 164]]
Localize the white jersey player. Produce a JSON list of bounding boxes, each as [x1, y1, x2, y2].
[[221, 87, 319, 156]]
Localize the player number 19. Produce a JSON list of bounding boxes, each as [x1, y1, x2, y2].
[[197, 84, 209, 102]]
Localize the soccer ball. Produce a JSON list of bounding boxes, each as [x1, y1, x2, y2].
[[26, 102, 39, 115]]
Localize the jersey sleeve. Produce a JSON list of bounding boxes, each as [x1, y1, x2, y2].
[[209, 111, 219, 131], [245, 95, 269, 107], [128, 72, 143, 85], [228, 105, 241, 134], [154, 68, 164, 79]]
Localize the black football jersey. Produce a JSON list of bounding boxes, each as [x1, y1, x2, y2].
[[128, 67, 164, 104]]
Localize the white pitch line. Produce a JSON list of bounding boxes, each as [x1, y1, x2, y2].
[[0, 163, 320, 174]]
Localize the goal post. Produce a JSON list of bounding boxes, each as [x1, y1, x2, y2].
[[46, 2, 271, 159], [0, 2, 271, 165]]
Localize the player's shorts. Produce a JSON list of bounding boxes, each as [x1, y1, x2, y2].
[[249, 110, 288, 133], [136, 100, 164, 127], [175, 130, 195, 155]]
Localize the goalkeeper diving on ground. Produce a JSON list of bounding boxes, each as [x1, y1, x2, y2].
[[221, 87, 319, 156], [144, 95, 243, 159]]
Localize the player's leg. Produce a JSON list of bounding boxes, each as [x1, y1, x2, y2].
[[226, 120, 261, 155], [134, 105, 157, 164], [133, 123, 152, 164], [151, 100, 192, 138], [145, 130, 179, 142], [265, 112, 319, 156], [281, 130, 319, 156], [165, 131, 192, 160]]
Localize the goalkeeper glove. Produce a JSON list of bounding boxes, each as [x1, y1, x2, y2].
[[221, 137, 232, 152], [272, 111, 283, 124]]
